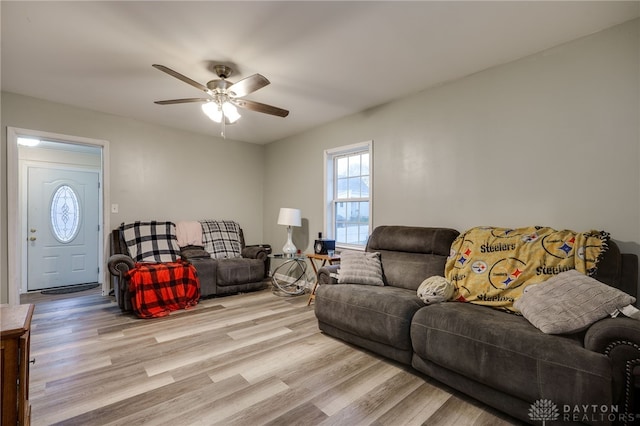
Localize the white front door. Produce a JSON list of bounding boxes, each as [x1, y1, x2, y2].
[[27, 167, 100, 290]]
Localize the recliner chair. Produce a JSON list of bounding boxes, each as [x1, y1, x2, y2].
[[108, 221, 271, 312]]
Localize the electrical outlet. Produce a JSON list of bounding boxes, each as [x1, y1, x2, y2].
[[111, 204, 119, 213]]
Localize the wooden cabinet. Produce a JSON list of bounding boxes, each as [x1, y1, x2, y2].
[[1, 304, 34, 426]]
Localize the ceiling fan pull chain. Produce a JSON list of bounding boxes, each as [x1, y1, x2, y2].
[[221, 110, 226, 138]]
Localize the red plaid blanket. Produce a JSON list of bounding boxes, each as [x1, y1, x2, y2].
[[126, 260, 200, 318]]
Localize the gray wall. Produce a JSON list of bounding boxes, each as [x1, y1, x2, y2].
[[1, 93, 266, 303], [264, 20, 640, 264], [1, 19, 638, 303]]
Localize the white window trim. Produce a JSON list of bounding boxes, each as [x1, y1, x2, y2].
[[323, 140, 373, 251]]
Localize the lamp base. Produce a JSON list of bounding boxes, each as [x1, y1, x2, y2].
[[283, 226, 297, 257]]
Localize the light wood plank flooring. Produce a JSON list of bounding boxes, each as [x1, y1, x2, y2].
[[22, 288, 524, 425]]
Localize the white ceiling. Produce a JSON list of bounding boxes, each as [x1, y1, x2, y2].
[[2, 1, 638, 145]]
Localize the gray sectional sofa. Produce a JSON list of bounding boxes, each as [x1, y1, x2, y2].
[[108, 223, 271, 311], [314, 225, 640, 425]]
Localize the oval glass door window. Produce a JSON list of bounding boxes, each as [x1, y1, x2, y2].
[[50, 184, 81, 243]]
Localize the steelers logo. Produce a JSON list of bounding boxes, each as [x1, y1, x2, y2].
[[471, 261, 488, 274], [541, 235, 574, 259], [488, 257, 527, 290]]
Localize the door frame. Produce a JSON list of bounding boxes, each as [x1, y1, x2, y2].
[[7, 127, 111, 305]]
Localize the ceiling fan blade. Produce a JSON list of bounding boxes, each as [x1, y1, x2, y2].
[[154, 98, 209, 105], [152, 64, 210, 94], [228, 74, 270, 98], [232, 99, 289, 117]]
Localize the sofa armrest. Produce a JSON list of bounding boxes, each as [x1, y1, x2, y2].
[[107, 253, 135, 311], [318, 265, 340, 284], [108, 254, 135, 277], [242, 245, 270, 261], [585, 317, 640, 352], [584, 317, 640, 411]]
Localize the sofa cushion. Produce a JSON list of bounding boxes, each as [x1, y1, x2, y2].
[[337, 251, 384, 286], [180, 245, 211, 259], [315, 284, 423, 351], [367, 226, 459, 255], [187, 257, 217, 297], [216, 258, 265, 286], [366, 226, 459, 291], [514, 269, 636, 334], [121, 221, 181, 263], [411, 302, 612, 406], [375, 251, 450, 291], [200, 220, 243, 259]]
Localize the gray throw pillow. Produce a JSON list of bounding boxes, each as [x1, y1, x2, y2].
[[337, 250, 384, 286], [514, 269, 636, 334]]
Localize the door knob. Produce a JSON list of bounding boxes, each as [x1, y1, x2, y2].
[[30, 228, 36, 233], [29, 236, 37, 241]]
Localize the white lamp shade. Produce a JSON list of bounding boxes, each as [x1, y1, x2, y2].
[[277, 208, 301, 227]]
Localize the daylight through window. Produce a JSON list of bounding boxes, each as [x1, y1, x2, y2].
[[325, 141, 372, 249]]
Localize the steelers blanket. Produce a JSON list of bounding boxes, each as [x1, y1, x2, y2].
[[445, 226, 608, 313]]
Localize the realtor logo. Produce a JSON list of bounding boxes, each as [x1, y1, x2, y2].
[[529, 399, 559, 425], [529, 399, 636, 423]]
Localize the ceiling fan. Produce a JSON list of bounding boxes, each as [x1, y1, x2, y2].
[[153, 63, 289, 136]]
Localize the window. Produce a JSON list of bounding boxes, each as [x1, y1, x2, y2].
[[325, 141, 372, 249]]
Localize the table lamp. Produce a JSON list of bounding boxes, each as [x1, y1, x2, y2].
[[277, 207, 302, 257]]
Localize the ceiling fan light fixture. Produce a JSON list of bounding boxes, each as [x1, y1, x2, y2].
[[201, 101, 241, 124], [201, 101, 222, 122], [154, 63, 288, 136], [222, 102, 241, 123]]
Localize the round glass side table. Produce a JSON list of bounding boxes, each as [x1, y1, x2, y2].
[[269, 254, 307, 296]]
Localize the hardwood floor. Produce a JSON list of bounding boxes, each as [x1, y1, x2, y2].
[[22, 288, 523, 426]]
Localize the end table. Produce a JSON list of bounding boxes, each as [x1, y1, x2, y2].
[[306, 253, 340, 306], [269, 254, 307, 296]]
